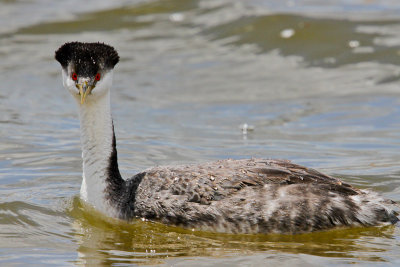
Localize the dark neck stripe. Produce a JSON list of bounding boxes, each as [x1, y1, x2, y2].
[[105, 122, 125, 202], [105, 122, 145, 220]]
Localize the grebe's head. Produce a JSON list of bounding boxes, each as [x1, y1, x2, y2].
[[55, 42, 119, 104]]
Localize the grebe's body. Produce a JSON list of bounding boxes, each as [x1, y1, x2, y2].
[[55, 42, 398, 234]]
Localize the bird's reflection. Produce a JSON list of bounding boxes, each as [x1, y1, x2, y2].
[[67, 196, 398, 266]]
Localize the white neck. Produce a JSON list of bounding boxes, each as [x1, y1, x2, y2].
[[77, 90, 121, 217]]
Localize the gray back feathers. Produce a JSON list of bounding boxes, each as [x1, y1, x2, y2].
[[121, 159, 399, 234]]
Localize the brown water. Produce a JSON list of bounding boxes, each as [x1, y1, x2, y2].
[[1, 0, 400, 265]]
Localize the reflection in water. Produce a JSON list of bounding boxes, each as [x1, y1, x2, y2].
[[204, 14, 400, 68], [68, 197, 398, 265], [15, 0, 400, 69], [16, 0, 198, 35]]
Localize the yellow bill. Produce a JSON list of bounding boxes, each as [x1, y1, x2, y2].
[[77, 83, 93, 104]]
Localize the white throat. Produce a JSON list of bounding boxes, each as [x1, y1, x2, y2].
[[77, 90, 117, 216]]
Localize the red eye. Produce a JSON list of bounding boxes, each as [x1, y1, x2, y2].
[[95, 73, 101, 81], [71, 72, 78, 81]]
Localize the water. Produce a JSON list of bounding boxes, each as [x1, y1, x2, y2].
[[1, 0, 400, 265]]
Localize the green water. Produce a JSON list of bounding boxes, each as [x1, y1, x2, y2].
[[1, 0, 400, 265]]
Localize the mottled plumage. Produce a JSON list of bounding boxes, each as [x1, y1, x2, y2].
[[112, 158, 399, 234], [55, 42, 399, 234]]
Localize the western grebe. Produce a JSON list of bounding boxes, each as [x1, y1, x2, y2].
[[55, 42, 398, 234]]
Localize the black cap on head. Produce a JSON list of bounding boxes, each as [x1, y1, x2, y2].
[[55, 42, 119, 77]]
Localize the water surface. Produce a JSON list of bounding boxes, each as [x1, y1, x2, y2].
[[1, 0, 400, 265]]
